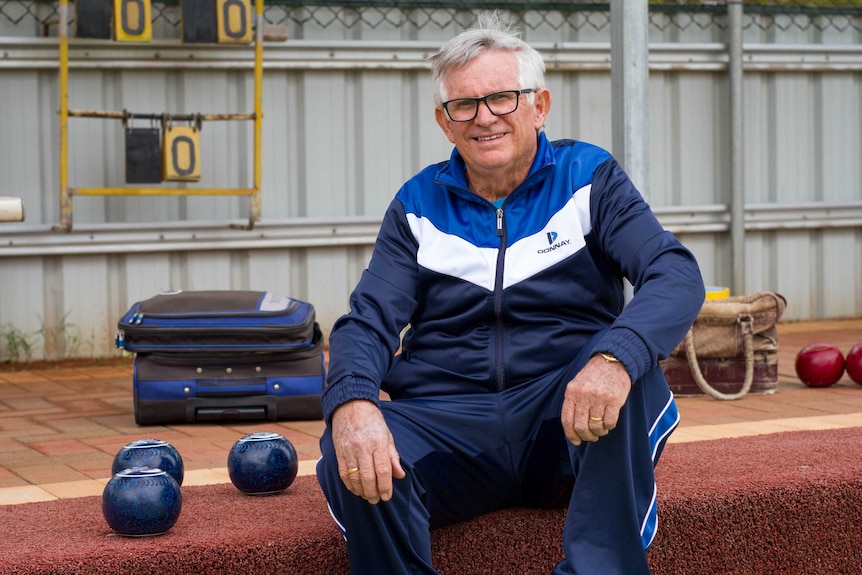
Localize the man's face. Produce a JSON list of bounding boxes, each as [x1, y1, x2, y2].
[[435, 50, 551, 181]]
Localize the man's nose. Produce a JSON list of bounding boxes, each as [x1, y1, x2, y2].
[[474, 100, 496, 123]]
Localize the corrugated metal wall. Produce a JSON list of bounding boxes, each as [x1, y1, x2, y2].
[[1, 12, 862, 360]]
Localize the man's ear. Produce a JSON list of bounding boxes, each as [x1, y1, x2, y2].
[[533, 88, 551, 130], [435, 106, 457, 144]]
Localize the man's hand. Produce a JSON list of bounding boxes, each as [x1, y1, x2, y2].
[[330, 399, 406, 504], [560, 354, 632, 446]]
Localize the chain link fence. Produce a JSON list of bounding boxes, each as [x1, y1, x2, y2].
[[2, 1, 861, 38]]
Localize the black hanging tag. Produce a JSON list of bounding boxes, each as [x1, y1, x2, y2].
[[181, 0, 219, 44], [75, 0, 113, 39], [125, 120, 162, 184]]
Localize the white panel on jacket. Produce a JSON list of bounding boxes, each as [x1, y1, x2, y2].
[[503, 185, 592, 289], [407, 213, 498, 292]]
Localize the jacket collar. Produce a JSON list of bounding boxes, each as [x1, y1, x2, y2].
[[435, 131, 556, 195]]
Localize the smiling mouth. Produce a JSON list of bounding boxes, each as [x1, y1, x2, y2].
[[476, 134, 505, 142]]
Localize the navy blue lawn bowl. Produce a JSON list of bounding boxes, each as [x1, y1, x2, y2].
[[228, 432, 299, 495], [102, 467, 182, 537], [112, 439, 184, 486]]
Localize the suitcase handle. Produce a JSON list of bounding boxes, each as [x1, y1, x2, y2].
[[196, 379, 267, 397], [196, 407, 268, 421]]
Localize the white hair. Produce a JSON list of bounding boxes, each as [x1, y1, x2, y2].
[[428, 11, 546, 106]]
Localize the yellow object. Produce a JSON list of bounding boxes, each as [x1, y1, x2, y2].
[[217, 0, 253, 44], [56, 0, 264, 230], [114, 0, 152, 42], [59, 0, 69, 227], [705, 286, 731, 300], [162, 126, 201, 182]]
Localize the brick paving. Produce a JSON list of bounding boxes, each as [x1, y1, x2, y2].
[[1, 319, 860, 504]]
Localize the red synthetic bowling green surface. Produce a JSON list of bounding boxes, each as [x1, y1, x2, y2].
[[3, 426, 861, 575]]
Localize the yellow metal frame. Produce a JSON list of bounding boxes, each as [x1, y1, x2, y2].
[[57, 0, 264, 231]]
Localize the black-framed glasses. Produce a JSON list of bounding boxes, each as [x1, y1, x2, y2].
[[441, 89, 537, 122]]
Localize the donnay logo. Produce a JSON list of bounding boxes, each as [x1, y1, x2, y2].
[[539, 230, 571, 254]]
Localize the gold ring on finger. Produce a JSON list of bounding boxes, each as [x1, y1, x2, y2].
[[589, 416, 604, 423], [347, 467, 359, 475]]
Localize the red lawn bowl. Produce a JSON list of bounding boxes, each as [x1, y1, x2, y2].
[[795, 343, 845, 387], [845, 342, 862, 386]]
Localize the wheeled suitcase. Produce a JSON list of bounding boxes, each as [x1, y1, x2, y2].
[[132, 331, 326, 425], [115, 290, 325, 425]]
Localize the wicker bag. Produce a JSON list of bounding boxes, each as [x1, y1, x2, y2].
[[668, 292, 787, 400]]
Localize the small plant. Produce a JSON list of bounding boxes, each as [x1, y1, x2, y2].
[[81, 327, 98, 359], [2, 323, 36, 365], [37, 314, 60, 360], [2, 312, 105, 366], [37, 311, 83, 361]]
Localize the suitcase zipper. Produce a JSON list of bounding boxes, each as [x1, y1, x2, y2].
[[121, 325, 314, 339], [116, 326, 314, 352], [116, 325, 317, 352], [122, 310, 314, 337], [129, 300, 301, 323], [126, 308, 310, 328]]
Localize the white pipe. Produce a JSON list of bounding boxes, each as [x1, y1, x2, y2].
[[1, 204, 860, 258], [4, 40, 862, 72], [611, 0, 650, 198]]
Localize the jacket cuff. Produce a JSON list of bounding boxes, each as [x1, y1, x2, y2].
[[321, 376, 381, 425], [591, 327, 652, 384]]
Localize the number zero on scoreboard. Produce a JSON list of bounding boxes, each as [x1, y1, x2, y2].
[[114, 0, 152, 42], [162, 126, 202, 182], [217, 0, 253, 44]]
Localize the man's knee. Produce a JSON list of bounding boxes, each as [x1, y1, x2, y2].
[[316, 429, 340, 493]]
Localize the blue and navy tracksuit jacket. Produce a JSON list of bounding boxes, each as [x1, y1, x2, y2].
[[322, 132, 704, 423]]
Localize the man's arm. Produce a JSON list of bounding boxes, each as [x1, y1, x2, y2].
[[562, 158, 704, 445], [322, 198, 420, 424], [322, 199, 419, 500], [586, 157, 705, 383]]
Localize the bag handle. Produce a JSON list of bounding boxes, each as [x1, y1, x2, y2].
[[682, 314, 755, 400]]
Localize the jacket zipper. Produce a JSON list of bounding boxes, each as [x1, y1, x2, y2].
[[494, 206, 507, 392]]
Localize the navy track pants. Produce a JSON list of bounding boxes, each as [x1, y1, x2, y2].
[[317, 340, 679, 574]]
